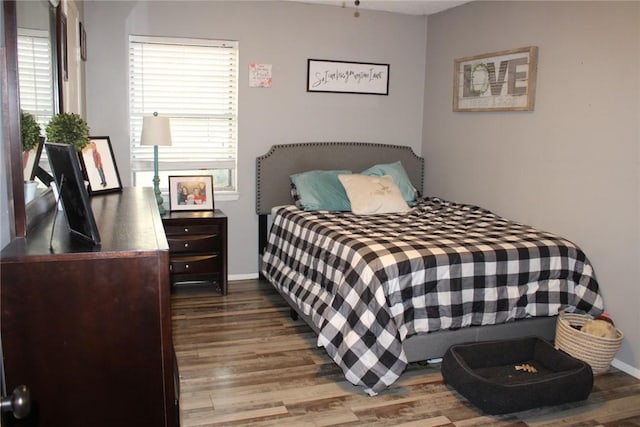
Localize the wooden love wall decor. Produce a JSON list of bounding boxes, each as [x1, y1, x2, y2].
[[453, 46, 538, 112]]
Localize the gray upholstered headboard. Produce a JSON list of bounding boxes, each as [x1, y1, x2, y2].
[[255, 142, 424, 215]]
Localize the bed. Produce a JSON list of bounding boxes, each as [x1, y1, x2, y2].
[[256, 142, 604, 395]]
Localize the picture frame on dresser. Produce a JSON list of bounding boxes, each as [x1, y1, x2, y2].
[[168, 175, 214, 211], [79, 136, 123, 195], [45, 142, 101, 245], [23, 138, 44, 181]]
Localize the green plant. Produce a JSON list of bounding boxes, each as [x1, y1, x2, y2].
[[20, 110, 41, 152], [45, 113, 90, 152]]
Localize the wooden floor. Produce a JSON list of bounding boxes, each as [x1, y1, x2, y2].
[[172, 280, 640, 427]]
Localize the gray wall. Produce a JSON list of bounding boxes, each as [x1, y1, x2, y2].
[[423, 1, 639, 375], [84, 0, 428, 279], [83, 0, 639, 375]]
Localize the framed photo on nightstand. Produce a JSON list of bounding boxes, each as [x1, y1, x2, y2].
[[168, 175, 214, 211]]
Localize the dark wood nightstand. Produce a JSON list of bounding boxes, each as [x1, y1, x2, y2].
[[162, 209, 228, 294]]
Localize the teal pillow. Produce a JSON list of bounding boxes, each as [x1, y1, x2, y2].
[[289, 170, 352, 211], [361, 161, 417, 204]]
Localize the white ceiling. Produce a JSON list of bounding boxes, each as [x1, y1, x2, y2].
[[288, 0, 472, 16]]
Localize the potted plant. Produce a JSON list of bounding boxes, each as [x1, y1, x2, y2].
[[21, 110, 41, 153], [45, 112, 90, 152], [21, 110, 41, 202]]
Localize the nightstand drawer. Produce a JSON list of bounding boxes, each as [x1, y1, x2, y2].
[[167, 234, 220, 253], [164, 224, 221, 236], [169, 254, 220, 275]]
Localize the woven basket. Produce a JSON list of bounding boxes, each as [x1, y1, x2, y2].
[[555, 311, 624, 374]]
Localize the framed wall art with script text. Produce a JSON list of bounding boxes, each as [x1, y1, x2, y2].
[[307, 59, 389, 95]]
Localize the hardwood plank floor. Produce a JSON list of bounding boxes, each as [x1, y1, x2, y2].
[[172, 280, 640, 427]]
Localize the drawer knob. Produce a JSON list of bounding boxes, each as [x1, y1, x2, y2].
[[185, 264, 189, 270], [184, 242, 189, 248], [184, 227, 189, 232]]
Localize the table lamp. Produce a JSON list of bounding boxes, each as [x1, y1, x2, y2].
[[141, 112, 172, 215]]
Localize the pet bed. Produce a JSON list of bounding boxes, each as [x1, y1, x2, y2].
[[441, 337, 594, 414]]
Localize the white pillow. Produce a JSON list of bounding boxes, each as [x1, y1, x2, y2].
[[338, 174, 410, 215]]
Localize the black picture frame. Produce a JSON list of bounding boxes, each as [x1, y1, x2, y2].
[[79, 21, 87, 61], [306, 59, 390, 95], [79, 136, 123, 195], [23, 137, 44, 181], [45, 142, 101, 245]]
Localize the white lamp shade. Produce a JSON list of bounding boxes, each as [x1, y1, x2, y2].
[[141, 115, 172, 147]]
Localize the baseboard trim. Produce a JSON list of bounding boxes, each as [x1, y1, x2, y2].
[[229, 273, 260, 282], [611, 358, 640, 379]]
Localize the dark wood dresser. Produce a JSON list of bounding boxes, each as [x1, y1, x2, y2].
[[0, 188, 178, 427], [162, 210, 228, 295]]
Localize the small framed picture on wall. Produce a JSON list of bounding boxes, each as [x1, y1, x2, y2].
[[79, 21, 87, 61]]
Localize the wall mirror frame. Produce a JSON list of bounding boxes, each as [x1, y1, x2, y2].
[[3, 0, 62, 238]]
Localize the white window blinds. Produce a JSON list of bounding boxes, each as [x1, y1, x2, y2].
[[17, 28, 54, 128], [129, 35, 238, 191]]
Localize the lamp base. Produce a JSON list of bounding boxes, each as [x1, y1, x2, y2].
[[153, 175, 165, 215], [152, 144, 165, 215]]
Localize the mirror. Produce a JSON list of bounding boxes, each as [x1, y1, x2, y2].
[[2, 0, 61, 238], [16, 0, 60, 187]]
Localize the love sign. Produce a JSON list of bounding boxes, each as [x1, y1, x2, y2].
[[453, 46, 538, 112]]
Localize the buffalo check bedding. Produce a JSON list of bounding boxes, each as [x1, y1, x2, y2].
[[261, 197, 604, 395]]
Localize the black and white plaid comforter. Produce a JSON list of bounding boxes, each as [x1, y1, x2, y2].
[[261, 197, 604, 395]]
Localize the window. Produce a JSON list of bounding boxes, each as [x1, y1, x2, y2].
[[129, 36, 238, 193], [17, 28, 55, 129]]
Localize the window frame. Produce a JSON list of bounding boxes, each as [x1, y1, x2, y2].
[[128, 35, 239, 196]]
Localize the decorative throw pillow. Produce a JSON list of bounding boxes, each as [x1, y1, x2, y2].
[[361, 161, 417, 204], [290, 182, 303, 209], [289, 170, 352, 211], [338, 174, 410, 215]]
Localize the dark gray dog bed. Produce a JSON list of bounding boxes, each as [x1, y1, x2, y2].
[[441, 336, 593, 414]]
